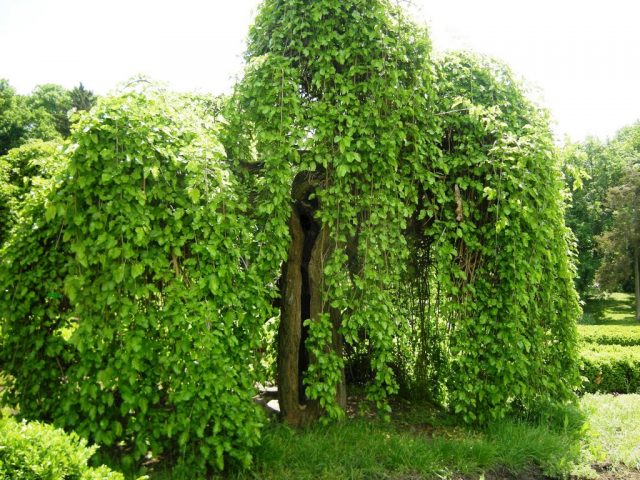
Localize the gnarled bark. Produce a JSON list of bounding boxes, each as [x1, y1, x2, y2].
[[277, 172, 346, 427]]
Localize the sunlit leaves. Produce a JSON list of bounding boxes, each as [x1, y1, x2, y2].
[[416, 52, 582, 423], [228, 0, 438, 418], [0, 85, 271, 473]]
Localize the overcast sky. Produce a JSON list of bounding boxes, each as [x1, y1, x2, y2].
[[1, 0, 639, 142]]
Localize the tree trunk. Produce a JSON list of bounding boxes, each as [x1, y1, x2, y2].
[[634, 246, 640, 322], [277, 173, 346, 427], [308, 226, 347, 410]]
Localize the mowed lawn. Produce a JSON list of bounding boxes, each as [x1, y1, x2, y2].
[[580, 292, 639, 328], [581, 394, 640, 471]]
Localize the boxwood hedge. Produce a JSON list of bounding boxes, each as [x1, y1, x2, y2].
[[578, 325, 640, 346], [0, 416, 127, 480], [580, 345, 640, 394]]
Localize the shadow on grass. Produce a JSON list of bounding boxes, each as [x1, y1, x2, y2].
[[581, 293, 636, 326]]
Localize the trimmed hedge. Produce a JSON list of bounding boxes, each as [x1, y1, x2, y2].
[[0, 416, 127, 480], [580, 345, 640, 394], [578, 325, 640, 346]]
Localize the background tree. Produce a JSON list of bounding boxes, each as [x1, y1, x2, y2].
[[562, 138, 623, 294], [0, 80, 87, 155], [596, 122, 640, 320], [0, 80, 94, 156], [70, 83, 97, 112], [27, 84, 73, 137], [0, 79, 33, 155]]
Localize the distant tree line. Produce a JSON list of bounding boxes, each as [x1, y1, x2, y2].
[[563, 122, 640, 320], [0, 80, 96, 155]]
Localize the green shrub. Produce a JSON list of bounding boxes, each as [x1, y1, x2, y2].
[[0, 416, 125, 480], [580, 345, 640, 393], [578, 325, 640, 346]]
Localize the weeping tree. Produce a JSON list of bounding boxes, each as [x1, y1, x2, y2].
[[0, 86, 272, 473], [0, 139, 63, 247], [225, 0, 438, 425], [401, 53, 581, 422], [0, 141, 71, 423], [1, 5, 583, 475], [226, 0, 581, 426]]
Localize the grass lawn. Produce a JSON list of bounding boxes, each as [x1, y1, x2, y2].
[[99, 400, 585, 480], [99, 395, 640, 480], [578, 292, 640, 348], [581, 394, 640, 471], [580, 292, 638, 326], [227, 401, 585, 480]]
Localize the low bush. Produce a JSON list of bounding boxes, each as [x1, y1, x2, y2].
[[580, 345, 640, 394], [578, 325, 640, 346], [0, 416, 127, 480]]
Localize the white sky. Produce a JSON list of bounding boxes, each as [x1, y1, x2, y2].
[[1, 0, 639, 142]]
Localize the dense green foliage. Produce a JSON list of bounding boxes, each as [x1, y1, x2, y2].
[[0, 140, 71, 422], [0, 416, 126, 480], [1, 79, 54, 155], [1, 0, 584, 471], [580, 345, 640, 394], [226, 0, 438, 418], [62, 87, 268, 471], [226, 0, 579, 425], [399, 53, 581, 422], [28, 84, 74, 137], [0, 87, 272, 473], [0, 139, 63, 246], [69, 83, 97, 112], [0, 79, 96, 156]]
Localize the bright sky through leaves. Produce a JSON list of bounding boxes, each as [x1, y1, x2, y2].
[[1, 0, 638, 141]]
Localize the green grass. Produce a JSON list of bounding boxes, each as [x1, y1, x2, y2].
[[232, 420, 576, 480], [97, 401, 584, 480], [580, 394, 640, 470], [580, 292, 637, 326]]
